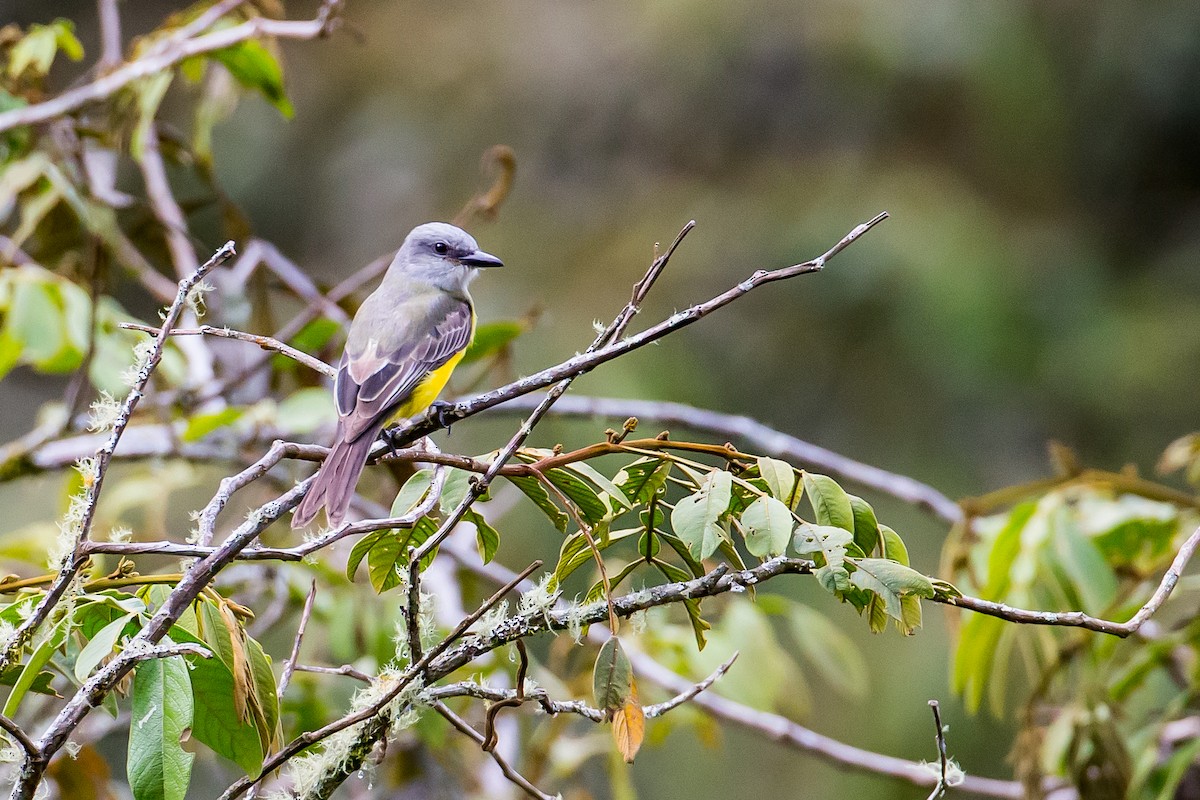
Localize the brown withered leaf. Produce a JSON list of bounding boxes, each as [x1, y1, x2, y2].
[[611, 681, 645, 764]]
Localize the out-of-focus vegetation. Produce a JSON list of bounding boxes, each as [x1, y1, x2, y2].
[[2, 2, 1200, 800]]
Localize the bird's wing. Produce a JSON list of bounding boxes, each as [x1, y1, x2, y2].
[[334, 293, 473, 441]]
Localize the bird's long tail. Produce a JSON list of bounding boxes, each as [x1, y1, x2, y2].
[[291, 423, 381, 528]]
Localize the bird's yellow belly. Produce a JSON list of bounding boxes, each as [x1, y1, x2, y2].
[[388, 349, 466, 423]]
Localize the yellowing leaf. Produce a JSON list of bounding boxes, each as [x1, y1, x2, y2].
[[612, 682, 645, 763]]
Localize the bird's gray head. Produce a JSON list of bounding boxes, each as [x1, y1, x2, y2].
[[389, 222, 503, 294]]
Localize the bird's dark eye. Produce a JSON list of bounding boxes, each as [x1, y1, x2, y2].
[[433, 242, 449, 255]]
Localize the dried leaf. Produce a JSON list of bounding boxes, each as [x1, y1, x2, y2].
[[612, 681, 645, 763]]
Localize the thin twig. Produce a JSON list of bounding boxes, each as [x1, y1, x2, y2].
[[943, 521, 1200, 638], [407, 550, 424, 663], [0, 714, 37, 762], [225, 239, 349, 325], [96, 0, 123, 69], [927, 700, 949, 800], [642, 651, 739, 718], [481, 639, 530, 751], [391, 214, 889, 452], [293, 664, 373, 683], [424, 682, 603, 722], [120, 323, 336, 378], [433, 701, 557, 800], [629, 648, 1022, 799], [277, 581, 317, 700], [533, 469, 619, 633]]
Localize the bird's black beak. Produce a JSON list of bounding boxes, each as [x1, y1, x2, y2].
[[461, 249, 504, 268]]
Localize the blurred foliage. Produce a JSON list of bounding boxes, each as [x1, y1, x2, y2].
[[1, 1, 1200, 800]]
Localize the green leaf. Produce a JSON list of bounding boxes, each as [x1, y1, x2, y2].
[[560, 461, 631, 516], [658, 531, 706, 578], [848, 558, 934, 634], [468, 510, 500, 564], [6, 277, 65, 367], [8, 20, 83, 78], [52, 20, 84, 60], [756, 457, 798, 507], [349, 515, 440, 592], [670, 470, 733, 560], [505, 474, 568, 532], [277, 387, 337, 435], [74, 612, 136, 682], [593, 636, 633, 713], [244, 635, 281, 757], [879, 524, 911, 566], [550, 526, 641, 590], [212, 40, 293, 117], [1050, 505, 1118, 614], [953, 613, 1008, 713], [978, 502, 1037, 598], [793, 523, 852, 569], [438, 467, 474, 509], [543, 467, 609, 524], [585, 560, 642, 604], [739, 495, 794, 558], [802, 473, 855, 531], [182, 407, 245, 442], [130, 72, 173, 162], [461, 319, 527, 365], [128, 645, 194, 800], [783, 603, 868, 700], [654, 559, 710, 649], [171, 626, 264, 777], [3, 621, 66, 716], [288, 317, 340, 356], [848, 495, 881, 556], [0, 665, 56, 696], [615, 457, 673, 505]]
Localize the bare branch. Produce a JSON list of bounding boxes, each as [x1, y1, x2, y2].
[[138, 124, 197, 279], [293, 664, 373, 683], [628, 649, 1023, 799], [642, 651, 738, 718], [491, 393, 964, 526], [96, 0, 123, 69], [927, 700, 949, 800], [0, 2, 342, 134], [225, 239, 349, 325], [121, 323, 337, 379], [390, 213, 889, 450], [277, 581, 317, 700], [0, 714, 38, 763], [433, 702, 557, 800]]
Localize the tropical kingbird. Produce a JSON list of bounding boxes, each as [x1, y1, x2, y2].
[[292, 222, 503, 528]]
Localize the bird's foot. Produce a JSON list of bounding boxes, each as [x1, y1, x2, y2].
[[430, 400, 456, 434], [381, 426, 403, 459]]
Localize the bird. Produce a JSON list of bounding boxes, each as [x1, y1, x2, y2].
[[291, 222, 503, 528]]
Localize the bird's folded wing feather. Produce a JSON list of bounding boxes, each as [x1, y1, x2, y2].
[[334, 293, 473, 441]]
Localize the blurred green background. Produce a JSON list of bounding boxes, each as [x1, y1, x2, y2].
[[5, 1, 1200, 797]]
